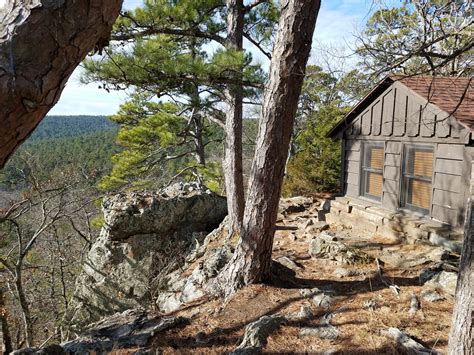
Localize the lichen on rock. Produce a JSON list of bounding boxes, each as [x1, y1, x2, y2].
[[63, 183, 227, 338]]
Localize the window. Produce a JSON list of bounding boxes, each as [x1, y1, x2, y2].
[[360, 142, 384, 201], [401, 145, 433, 214]]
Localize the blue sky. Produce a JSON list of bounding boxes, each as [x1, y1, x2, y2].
[[49, 0, 375, 116]]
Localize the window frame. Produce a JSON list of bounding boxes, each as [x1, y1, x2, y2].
[[359, 141, 385, 202], [400, 144, 434, 215]]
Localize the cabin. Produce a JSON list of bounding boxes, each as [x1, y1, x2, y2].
[[327, 76, 474, 248]]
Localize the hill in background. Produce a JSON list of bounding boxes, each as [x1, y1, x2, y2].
[[0, 116, 120, 194], [29, 115, 117, 141]]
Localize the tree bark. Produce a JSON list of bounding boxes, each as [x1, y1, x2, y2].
[[448, 158, 473, 354], [14, 268, 33, 347], [0, 288, 13, 354], [221, 0, 321, 292], [224, 0, 245, 233], [0, 0, 123, 168]]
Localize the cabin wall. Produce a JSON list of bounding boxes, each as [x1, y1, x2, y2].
[[341, 82, 472, 227]]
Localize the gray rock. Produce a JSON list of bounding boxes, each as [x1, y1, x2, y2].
[[276, 256, 301, 271], [424, 271, 458, 297], [312, 292, 333, 310], [421, 290, 444, 302], [299, 314, 338, 340], [279, 196, 313, 215], [309, 234, 373, 265], [156, 222, 233, 313], [288, 306, 313, 321], [62, 309, 187, 355], [305, 221, 330, 234], [299, 325, 338, 340], [319, 200, 331, 212], [63, 183, 227, 337], [428, 233, 462, 254], [333, 267, 360, 278], [231, 315, 287, 354], [299, 288, 333, 310]]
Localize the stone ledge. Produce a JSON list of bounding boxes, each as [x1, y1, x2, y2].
[[327, 197, 463, 249]]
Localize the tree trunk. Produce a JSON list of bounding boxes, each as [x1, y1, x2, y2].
[[224, 0, 245, 233], [189, 81, 206, 167], [14, 270, 33, 347], [0, 288, 13, 354], [448, 159, 473, 354], [221, 0, 321, 292], [0, 0, 123, 168]]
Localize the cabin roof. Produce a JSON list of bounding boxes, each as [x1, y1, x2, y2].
[[327, 75, 474, 139]]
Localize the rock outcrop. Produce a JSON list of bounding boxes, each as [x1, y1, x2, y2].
[[63, 183, 227, 337]]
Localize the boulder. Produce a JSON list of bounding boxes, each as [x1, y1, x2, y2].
[[276, 256, 301, 271], [63, 183, 227, 337], [309, 232, 373, 265], [231, 315, 287, 354], [156, 220, 233, 312], [423, 271, 458, 297], [61, 309, 187, 355], [279, 196, 313, 215]]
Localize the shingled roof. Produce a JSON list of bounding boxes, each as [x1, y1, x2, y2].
[[328, 75, 474, 138]]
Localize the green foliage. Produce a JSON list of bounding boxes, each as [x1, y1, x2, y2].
[[83, 0, 269, 192], [283, 66, 356, 196], [1, 128, 120, 190], [97, 93, 225, 190], [28, 115, 116, 141], [283, 104, 346, 196]]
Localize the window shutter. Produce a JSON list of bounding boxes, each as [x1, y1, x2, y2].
[[367, 172, 383, 197], [370, 147, 384, 170], [411, 180, 431, 209], [413, 150, 433, 177]]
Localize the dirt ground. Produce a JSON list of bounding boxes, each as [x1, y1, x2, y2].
[[143, 200, 455, 354]]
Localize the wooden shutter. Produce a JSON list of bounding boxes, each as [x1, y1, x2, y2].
[[370, 147, 384, 170], [411, 180, 431, 209], [413, 150, 433, 177], [367, 172, 383, 197]]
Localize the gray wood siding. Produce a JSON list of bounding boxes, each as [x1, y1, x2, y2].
[[339, 81, 472, 228], [431, 144, 471, 226], [343, 82, 470, 144], [383, 141, 402, 209], [343, 139, 360, 198]]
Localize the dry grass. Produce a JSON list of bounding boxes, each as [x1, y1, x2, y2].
[[144, 208, 454, 354]]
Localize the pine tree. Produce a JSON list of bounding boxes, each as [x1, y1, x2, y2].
[[83, 0, 269, 191]]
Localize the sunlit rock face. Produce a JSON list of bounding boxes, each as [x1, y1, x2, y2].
[[63, 183, 227, 338]]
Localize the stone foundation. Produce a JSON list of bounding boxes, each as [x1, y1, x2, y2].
[[326, 196, 463, 253]]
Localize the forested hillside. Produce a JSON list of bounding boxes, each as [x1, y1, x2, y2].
[[28, 115, 117, 141], [1, 116, 120, 191]]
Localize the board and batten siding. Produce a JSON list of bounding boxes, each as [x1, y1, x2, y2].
[[341, 81, 471, 227], [431, 145, 472, 226]]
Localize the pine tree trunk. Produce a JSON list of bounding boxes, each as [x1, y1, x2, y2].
[[0, 0, 123, 168], [221, 0, 321, 292], [189, 81, 206, 166], [448, 158, 473, 354], [224, 0, 245, 233]]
